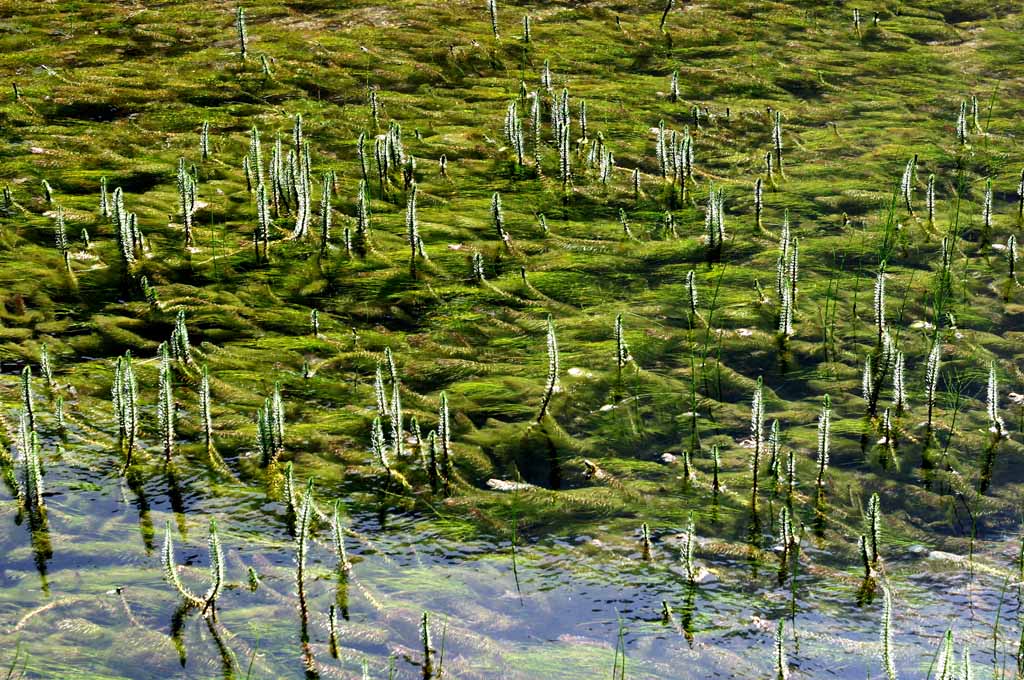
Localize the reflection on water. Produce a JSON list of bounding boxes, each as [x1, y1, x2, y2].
[[0, 432, 1019, 679]]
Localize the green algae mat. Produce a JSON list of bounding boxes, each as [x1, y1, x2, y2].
[[1, 1, 1023, 677]]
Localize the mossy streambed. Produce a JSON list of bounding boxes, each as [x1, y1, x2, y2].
[[1, 0, 1024, 677]]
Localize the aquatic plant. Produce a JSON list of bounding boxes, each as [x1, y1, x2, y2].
[[662, 211, 677, 238], [389, 376, 404, 459], [772, 111, 785, 178], [873, 261, 887, 345], [170, 310, 192, 364], [38, 345, 53, 389], [656, 121, 667, 179], [471, 252, 485, 282], [243, 155, 253, 193], [537, 317, 560, 422], [319, 173, 332, 258], [892, 351, 906, 416], [200, 121, 210, 160], [307, 310, 319, 338], [353, 132, 368, 187], [54, 395, 64, 435], [926, 174, 936, 226], [269, 136, 284, 214], [640, 523, 652, 561], [425, 429, 440, 494], [878, 407, 897, 468], [157, 344, 175, 464], [113, 352, 139, 465], [767, 419, 781, 487], [371, 416, 390, 476], [600, 148, 614, 187], [53, 207, 70, 273], [257, 383, 285, 466], [491, 192, 510, 248], [282, 461, 298, 517], [986, 360, 1005, 437], [924, 341, 941, 436], [23, 432, 44, 511], [527, 94, 542, 170], [685, 270, 698, 323], [704, 186, 725, 257], [421, 611, 434, 677], [680, 514, 697, 584], [290, 144, 312, 240], [248, 127, 264, 188], [354, 179, 370, 257], [199, 364, 214, 454], [369, 88, 379, 129], [749, 376, 764, 504], [859, 535, 872, 580], [256, 181, 271, 262], [614, 314, 632, 380], [754, 178, 764, 232], [711, 444, 721, 493], [619, 209, 633, 240], [332, 501, 351, 573], [438, 392, 453, 496], [111, 187, 142, 270], [1018, 169, 1024, 223], [295, 479, 313, 595], [373, 364, 388, 419], [407, 182, 420, 278], [681, 129, 694, 186], [1008, 235, 1017, 282], [504, 101, 525, 168], [900, 155, 916, 214], [880, 585, 897, 680], [99, 176, 109, 218], [659, 0, 674, 32], [20, 367, 35, 434], [236, 6, 248, 62], [956, 100, 968, 145], [293, 112, 304, 157], [329, 604, 339, 658], [934, 629, 954, 680], [774, 619, 789, 679], [778, 506, 794, 564], [867, 492, 881, 565], [680, 448, 695, 482], [176, 158, 197, 247], [814, 394, 831, 492], [161, 518, 224, 613], [775, 213, 791, 300], [981, 178, 993, 244], [16, 409, 29, 461], [936, 235, 954, 299], [778, 233, 798, 337], [486, 0, 499, 39]]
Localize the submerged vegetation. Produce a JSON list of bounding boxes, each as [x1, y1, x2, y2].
[[0, 0, 1023, 678]]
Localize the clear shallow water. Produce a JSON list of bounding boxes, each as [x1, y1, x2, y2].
[[1, 437, 1019, 679]]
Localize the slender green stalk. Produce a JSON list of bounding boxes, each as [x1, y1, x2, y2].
[[537, 317, 560, 422], [880, 585, 897, 680]]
